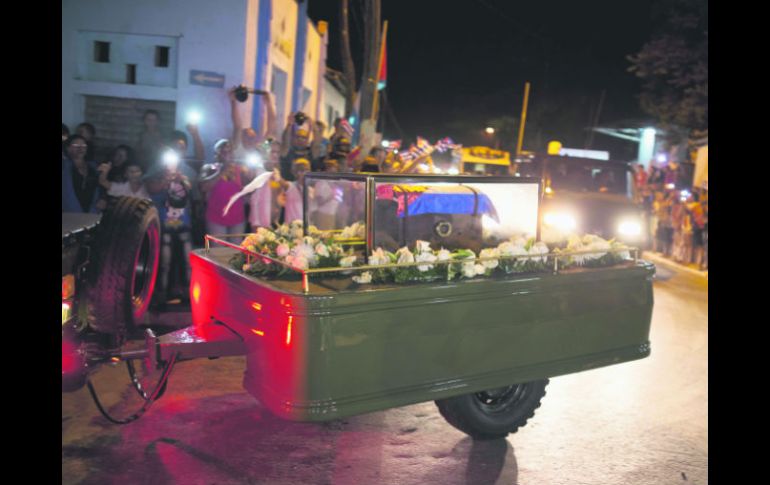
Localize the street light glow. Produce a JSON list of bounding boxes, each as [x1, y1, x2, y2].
[[485, 127, 495, 134]]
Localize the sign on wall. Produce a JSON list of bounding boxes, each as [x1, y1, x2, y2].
[[189, 69, 226, 88]]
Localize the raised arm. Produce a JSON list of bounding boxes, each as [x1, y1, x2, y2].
[[228, 87, 244, 149], [262, 92, 278, 141], [187, 123, 205, 162], [97, 162, 112, 190]]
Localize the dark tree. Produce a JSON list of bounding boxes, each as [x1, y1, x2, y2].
[[627, 0, 708, 136]]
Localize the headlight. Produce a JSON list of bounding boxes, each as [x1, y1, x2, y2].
[[543, 212, 577, 232], [618, 220, 642, 237]]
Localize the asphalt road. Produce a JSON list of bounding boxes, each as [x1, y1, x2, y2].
[[62, 261, 708, 485]]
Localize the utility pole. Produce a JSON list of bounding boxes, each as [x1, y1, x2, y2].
[[338, 0, 356, 118], [359, 0, 381, 122], [516, 82, 531, 156], [585, 89, 605, 149]]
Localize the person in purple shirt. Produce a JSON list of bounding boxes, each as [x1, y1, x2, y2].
[[200, 139, 248, 238]]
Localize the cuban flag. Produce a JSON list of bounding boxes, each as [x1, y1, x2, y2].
[[400, 145, 418, 161], [414, 137, 435, 157]]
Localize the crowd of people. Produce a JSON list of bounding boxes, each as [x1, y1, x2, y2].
[[633, 163, 708, 271], [62, 88, 437, 307]]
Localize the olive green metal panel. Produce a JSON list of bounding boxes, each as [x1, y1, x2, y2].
[[290, 263, 653, 420], [192, 249, 654, 422]]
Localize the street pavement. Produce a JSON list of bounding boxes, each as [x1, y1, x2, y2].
[[62, 261, 708, 485]]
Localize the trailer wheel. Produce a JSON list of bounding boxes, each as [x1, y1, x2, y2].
[[435, 379, 548, 440], [87, 197, 160, 337]]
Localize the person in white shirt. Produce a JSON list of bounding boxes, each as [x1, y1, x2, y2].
[[311, 159, 340, 230], [281, 158, 312, 225], [97, 161, 151, 200]]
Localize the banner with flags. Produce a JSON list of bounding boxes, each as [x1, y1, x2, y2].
[[388, 140, 402, 152], [434, 137, 461, 153]]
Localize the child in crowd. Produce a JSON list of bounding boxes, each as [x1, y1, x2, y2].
[[97, 161, 150, 200]]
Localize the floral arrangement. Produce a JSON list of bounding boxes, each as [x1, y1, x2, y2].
[[229, 222, 633, 285], [353, 237, 554, 285], [228, 221, 354, 278], [551, 234, 631, 268]]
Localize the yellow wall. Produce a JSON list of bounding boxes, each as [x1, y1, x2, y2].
[[269, 0, 298, 124]]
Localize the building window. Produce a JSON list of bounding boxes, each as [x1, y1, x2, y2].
[[94, 41, 110, 63], [155, 46, 170, 68], [126, 64, 137, 84]]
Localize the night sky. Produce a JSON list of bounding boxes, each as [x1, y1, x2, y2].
[[308, 0, 658, 160]]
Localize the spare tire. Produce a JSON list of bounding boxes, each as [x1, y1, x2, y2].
[[87, 197, 160, 337]]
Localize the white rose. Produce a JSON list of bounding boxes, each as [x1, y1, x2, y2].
[[291, 244, 317, 266], [352, 271, 372, 284], [340, 255, 357, 268], [276, 243, 290, 258], [462, 262, 477, 278], [415, 240, 432, 254], [369, 248, 390, 266], [479, 248, 500, 269], [529, 241, 550, 263], [291, 227, 304, 240], [276, 224, 290, 237], [585, 238, 610, 260], [396, 247, 415, 264], [437, 249, 452, 262], [567, 234, 583, 249], [475, 264, 486, 275], [510, 236, 528, 247], [242, 264, 251, 271], [416, 251, 438, 272], [315, 243, 330, 258]]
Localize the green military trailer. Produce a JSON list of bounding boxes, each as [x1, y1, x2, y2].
[[68, 174, 654, 440]]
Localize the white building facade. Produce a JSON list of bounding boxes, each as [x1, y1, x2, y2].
[[62, 0, 336, 162]]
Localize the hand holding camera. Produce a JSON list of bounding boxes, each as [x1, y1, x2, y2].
[[233, 85, 270, 103]]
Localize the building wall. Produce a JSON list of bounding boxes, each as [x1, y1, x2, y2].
[[323, 78, 345, 133], [267, 0, 298, 134], [62, 0, 328, 161], [62, 0, 252, 162], [300, 23, 322, 118]]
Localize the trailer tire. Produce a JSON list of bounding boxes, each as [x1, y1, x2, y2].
[[87, 197, 160, 337], [435, 379, 548, 440]]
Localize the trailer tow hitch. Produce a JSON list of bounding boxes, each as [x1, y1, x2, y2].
[[85, 329, 178, 425]]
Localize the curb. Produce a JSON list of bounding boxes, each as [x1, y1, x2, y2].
[[642, 251, 708, 280]]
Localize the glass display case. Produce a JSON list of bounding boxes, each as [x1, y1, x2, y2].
[[303, 173, 542, 255]]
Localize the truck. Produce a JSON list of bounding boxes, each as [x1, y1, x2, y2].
[[62, 174, 654, 440], [517, 154, 649, 247]]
